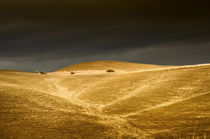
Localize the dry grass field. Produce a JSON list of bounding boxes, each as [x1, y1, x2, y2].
[[0, 61, 210, 139]]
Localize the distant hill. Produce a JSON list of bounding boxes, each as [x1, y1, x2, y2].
[[57, 60, 170, 72]]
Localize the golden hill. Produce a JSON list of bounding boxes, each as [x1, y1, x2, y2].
[[57, 60, 169, 72], [0, 61, 210, 138]]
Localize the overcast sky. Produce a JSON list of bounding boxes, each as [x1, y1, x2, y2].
[[0, 0, 210, 72]]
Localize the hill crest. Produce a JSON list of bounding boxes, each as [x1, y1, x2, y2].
[[56, 60, 167, 72]]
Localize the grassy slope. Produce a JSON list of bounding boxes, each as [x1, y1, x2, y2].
[[57, 60, 169, 72], [0, 70, 147, 139], [116, 65, 210, 138], [0, 61, 210, 138], [0, 86, 115, 139], [58, 62, 210, 138]]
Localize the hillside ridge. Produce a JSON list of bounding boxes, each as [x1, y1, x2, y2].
[[56, 60, 169, 72]]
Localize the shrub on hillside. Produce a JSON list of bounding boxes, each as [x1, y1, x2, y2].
[[34, 70, 46, 74], [106, 69, 115, 72], [39, 72, 47, 74]]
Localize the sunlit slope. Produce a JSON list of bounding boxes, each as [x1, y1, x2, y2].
[[58, 64, 210, 114], [0, 70, 148, 138], [58, 64, 210, 138], [57, 60, 168, 72], [126, 92, 210, 139], [122, 65, 210, 138], [0, 87, 116, 139], [101, 65, 210, 115], [1, 62, 210, 138]]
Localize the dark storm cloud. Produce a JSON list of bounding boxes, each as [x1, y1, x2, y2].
[[0, 0, 210, 71], [1, 0, 210, 21]]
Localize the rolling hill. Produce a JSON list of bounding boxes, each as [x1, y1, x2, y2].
[[57, 60, 170, 72], [0, 61, 210, 138]]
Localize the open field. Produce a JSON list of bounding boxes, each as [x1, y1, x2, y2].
[[0, 61, 210, 138]]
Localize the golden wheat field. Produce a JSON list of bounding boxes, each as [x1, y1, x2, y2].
[[0, 60, 210, 139]]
